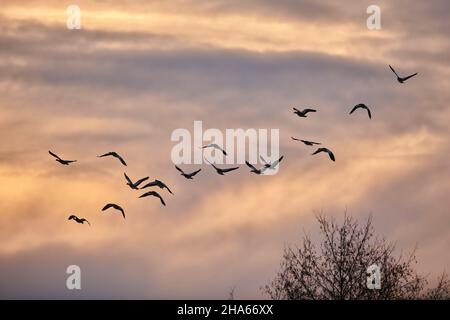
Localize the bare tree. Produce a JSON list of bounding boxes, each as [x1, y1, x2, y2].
[[264, 214, 449, 300]]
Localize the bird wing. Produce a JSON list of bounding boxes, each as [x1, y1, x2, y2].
[[113, 153, 127, 166], [367, 107, 372, 119], [259, 155, 269, 165], [349, 105, 359, 114], [68, 215, 76, 220], [189, 169, 201, 177], [271, 156, 284, 168], [175, 165, 185, 174], [140, 191, 166, 206], [303, 109, 317, 114], [293, 107, 300, 112], [97, 152, 111, 158], [403, 73, 418, 81], [82, 219, 91, 226], [291, 137, 301, 141], [134, 176, 149, 187], [312, 148, 323, 155], [327, 150, 336, 161], [221, 166, 239, 173], [124, 173, 133, 185], [48, 150, 61, 160], [65, 160, 77, 163], [141, 180, 157, 189], [102, 203, 114, 211], [389, 65, 399, 77], [245, 161, 257, 171]]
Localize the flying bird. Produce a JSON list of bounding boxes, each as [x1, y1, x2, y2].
[[97, 152, 127, 166], [349, 104, 372, 119], [389, 65, 418, 83], [312, 148, 335, 162], [68, 215, 90, 226], [124, 173, 149, 190], [175, 166, 201, 180], [259, 155, 284, 170], [205, 158, 239, 175], [139, 191, 166, 206], [141, 179, 173, 195], [101, 203, 125, 219], [245, 161, 264, 175], [48, 151, 77, 165], [202, 144, 227, 156], [291, 137, 321, 146], [293, 108, 317, 118]]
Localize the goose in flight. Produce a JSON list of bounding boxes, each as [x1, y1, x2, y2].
[[291, 137, 321, 146], [312, 148, 335, 162], [101, 203, 125, 219], [141, 179, 173, 195], [389, 65, 418, 83], [68, 215, 90, 226], [205, 158, 239, 175], [97, 152, 127, 166], [124, 173, 149, 190], [139, 191, 166, 206], [349, 104, 372, 119], [245, 161, 264, 175], [293, 108, 317, 118], [48, 151, 77, 165], [260, 155, 284, 170], [202, 144, 227, 156], [175, 166, 201, 180]]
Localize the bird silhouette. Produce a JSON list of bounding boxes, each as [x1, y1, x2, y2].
[[202, 143, 227, 156], [259, 155, 284, 170], [124, 173, 149, 190], [175, 166, 201, 179], [68, 215, 90, 226], [48, 151, 77, 165], [293, 108, 317, 118], [349, 104, 372, 119], [97, 152, 127, 166], [291, 137, 321, 146], [141, 179, 173, 195], [312, 147, 335, 162], [245, 161, 264, 175], [139, 190, 166, 206], [101, 203, 125, 219], [205, 158, 239, 175], [389, 65, 418, 83]]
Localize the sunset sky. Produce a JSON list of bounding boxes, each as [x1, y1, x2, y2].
[[0, 0, 449, 298]]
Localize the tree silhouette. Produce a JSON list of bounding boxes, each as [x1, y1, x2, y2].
[[264, 215, 449, 300]]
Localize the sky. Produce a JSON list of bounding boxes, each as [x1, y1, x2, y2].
[[0, 0, 449, 299]]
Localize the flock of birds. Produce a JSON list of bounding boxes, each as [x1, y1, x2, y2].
[[53, 64, 417, 226]]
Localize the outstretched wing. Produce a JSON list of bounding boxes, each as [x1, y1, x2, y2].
[[81, 219, 91, 226], [327, 150, 336, 161], [113, 152, 127, 166], [312, 148, 323, 155], [366, 108, 372, 119], [49, 150, 61, 160], [245, 161, 257, 171], [124, 173, 133, 185], [134, 176, 149, 187], [389, 65, 399, 77], [175, 165, 185, 174], [403, 72, 418, 81], [271, 156, 284, 168], [291, 137, 301, 141], [259, 155, 269, 165], [68, 215, 77, 220], [221, 166, 239, 173], [303, 109, 317, 114], [141, 180, 157, 189], [349, 105, 359, 114], [102, 203, 114, 211], [189, 169, 201, 177]]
